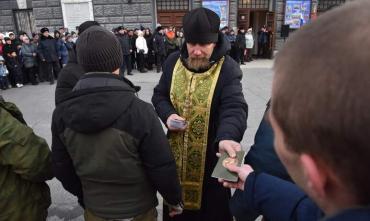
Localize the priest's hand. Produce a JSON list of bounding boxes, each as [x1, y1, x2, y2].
[[218, 164, 254, 191], [166, 114, 187, 131], [218, 140, 241, 158], [168, 203, 184, 217]]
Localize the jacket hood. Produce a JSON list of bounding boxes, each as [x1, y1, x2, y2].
[[180, 32, 231, 72], [61, 73, 136, 133]]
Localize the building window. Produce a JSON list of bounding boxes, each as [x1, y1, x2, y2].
[[318, 0, 346, 11], [238, 0, 269, 9], [157, 0, 189, 11]]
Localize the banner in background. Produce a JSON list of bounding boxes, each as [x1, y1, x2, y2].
[[202, 0, 229, 29], [284, 0, 311, 29]]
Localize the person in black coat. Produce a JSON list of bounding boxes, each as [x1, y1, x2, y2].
[[152, 8, 248, 221], [144, 28, 154, 70], [116, 26, 133, 76], [231, 101, 292, 221], [235, 28, 246, 64], [37, 27, 60, 84], [130, 29, 137, 71], [257, 26, 268, 58], [3, 37, 23, 87], [153, 26, 167, 73]]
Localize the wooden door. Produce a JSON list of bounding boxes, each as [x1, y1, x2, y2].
[[237, 9, 250, 29], [157, 10, 187, 28], [13, 9, 36, 36], [266, 12, 275, 50]]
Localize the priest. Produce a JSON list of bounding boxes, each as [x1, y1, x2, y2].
[[152, 7, 248, 221]]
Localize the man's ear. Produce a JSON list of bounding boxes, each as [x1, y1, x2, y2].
[[300, 154, 328, 200]]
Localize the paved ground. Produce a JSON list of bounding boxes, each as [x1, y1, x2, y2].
[[0, 59, 273, 221]]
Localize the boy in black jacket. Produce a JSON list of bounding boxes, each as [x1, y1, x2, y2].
[[51, 26, 183, 221]]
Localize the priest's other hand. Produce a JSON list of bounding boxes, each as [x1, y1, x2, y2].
[[218, 164, 254, 190], [218, 140, 241, 158], [168, 204, 184, 217], [166, 114, 187, 131]]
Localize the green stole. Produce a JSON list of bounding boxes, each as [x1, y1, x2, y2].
[[169, 57, 224, 210]]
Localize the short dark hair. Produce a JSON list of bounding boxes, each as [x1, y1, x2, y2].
[[272, 0, 370, 204]]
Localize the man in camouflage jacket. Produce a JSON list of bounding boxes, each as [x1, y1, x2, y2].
[[0, 95, 53, 221]]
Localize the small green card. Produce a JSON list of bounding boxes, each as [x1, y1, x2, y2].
[[211, 151, 246, 182]]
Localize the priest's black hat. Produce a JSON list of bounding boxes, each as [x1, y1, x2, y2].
[[183, 7, 220, 44]]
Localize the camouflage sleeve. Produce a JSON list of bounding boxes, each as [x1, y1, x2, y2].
[[0, 107, 54, 182]]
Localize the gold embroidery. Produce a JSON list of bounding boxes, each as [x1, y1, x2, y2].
[[169, 57, 225, 209]]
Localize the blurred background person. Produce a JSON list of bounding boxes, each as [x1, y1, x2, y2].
[[37, 27, 60, 84], [135, 30, 148, 73], [245, 28, 254, 62], [21, 35, 38, 85], [144, 28, 154, 71]]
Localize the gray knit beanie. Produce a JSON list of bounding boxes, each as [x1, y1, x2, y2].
[[77, 26, 123, 73]]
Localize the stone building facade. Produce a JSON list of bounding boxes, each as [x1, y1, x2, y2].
[[1, 0, 347, 51], [0, 0, 20, 32]]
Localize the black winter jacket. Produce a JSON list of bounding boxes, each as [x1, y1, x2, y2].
[[152, 33, 248, 183], [3, 44, 17, 61], [52, 73, 182, 219], [153, 32, 166, 56], [117, 34, 132, 56], [235, 33, 246, 49], [55, 47, 85, 105], [37, 35, 59, 62]]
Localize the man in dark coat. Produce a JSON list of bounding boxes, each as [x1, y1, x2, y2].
[[153, 26, 167, 73], [55, 21, 99, 105], [220, 2, 370, 221], [52, 26, 183, 220], [116, 26, 133, 76], [235, 28, 246, 64], [257, 26, 268, 58], [152, 7, 248, 221], [230, 101, 292, 221], [37, 27, 60, 84]]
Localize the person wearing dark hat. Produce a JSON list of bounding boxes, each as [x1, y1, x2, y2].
[[55, 20, 100, 105], [37, 27, 60, 84], [153, 25, 167, 73], [152, 7, 248, 221], [116, 25, 133, 76], [3, 37, 23, 87], [51, 25, 183, 221]]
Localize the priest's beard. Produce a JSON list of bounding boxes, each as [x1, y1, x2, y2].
[[186, 56, 211, 71]]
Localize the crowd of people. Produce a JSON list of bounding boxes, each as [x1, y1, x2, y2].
[[0, 21, 272, 91], [0, 24, 187, 90], [112, 25, 185, 75], [0, 28, 78, 89], [2, 2, 370, 221]]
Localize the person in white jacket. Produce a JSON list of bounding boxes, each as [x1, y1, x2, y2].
[[135, 30, 148, 73], [245, 28, 254, 62]]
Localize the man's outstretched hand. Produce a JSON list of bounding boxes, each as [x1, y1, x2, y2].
[[218, 164, 254, 191]]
